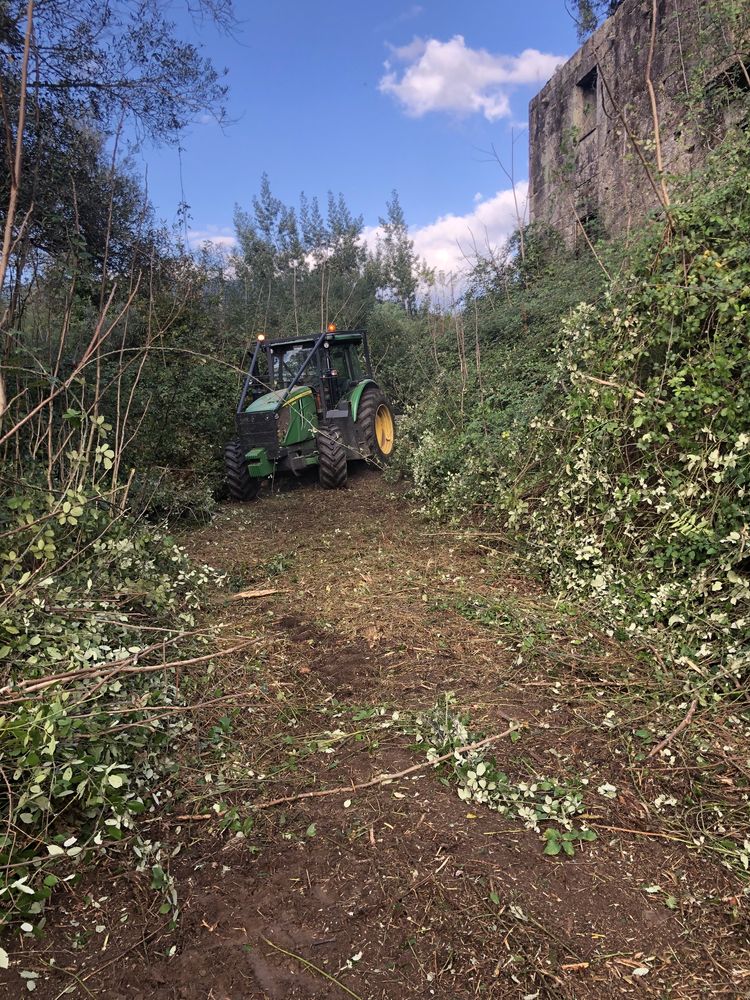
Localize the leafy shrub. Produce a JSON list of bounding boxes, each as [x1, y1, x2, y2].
[[129, 468, 218, 524], [398, 134, 749, 686], [392, 224, 605, 517], [509, 141, 750, 684], [0, 482, 221, 926]]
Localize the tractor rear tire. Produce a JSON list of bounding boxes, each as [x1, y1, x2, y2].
[[357, 386, 396, 466], [317, 429, 348, 490], [224, 437, 260, 501]]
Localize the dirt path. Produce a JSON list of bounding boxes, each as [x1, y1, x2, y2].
[[10, 471, 748, 998]]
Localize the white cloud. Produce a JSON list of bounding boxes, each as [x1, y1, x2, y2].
[[412, 183, 528, 275], [187, 225, 237, 250], [363, 184, 527, 281], [376, 4, 424, 32], [379, 35, 565, 121]]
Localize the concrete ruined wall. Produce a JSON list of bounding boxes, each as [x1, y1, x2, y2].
[[528, 0, 747, 244]]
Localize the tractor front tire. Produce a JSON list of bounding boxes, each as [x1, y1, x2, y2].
[[358, 386, 396, 466], [317, 429, 348, 490], [224, 437, 260, 501]]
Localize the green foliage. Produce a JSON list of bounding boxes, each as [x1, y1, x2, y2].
[[570, 0, 623, 39], [233, 174, 380, 337], [0, 1, 230, 317], [0, 483, 221, 926], [543, 826, 597, 857], [365, 301, 430, 407], [397, 132, 750, 692], [0, 0, 253, 937], [506, 140, 750, 686], [377, 190, 426, 315], [131, 470, 218, 524], [116, 293, 239, 515], [393, 224, 605, 516]]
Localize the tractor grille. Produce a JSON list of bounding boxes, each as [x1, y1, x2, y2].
[[236, 411, 281, 458]]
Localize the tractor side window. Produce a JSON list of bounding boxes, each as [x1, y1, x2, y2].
[[304, 358, 322, 388], [250, 348, 270, 390], [270, 351, 282, 387], [329, 346, 355, 384], [348, 346, 363, 381]]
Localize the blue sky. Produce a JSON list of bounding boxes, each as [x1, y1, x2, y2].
[[142, 1, 577, 274]]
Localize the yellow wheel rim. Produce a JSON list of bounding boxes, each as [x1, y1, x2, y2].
[[375, 404, 395, 455]]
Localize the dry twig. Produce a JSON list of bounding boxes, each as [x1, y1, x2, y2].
[[230, 588, 284, 600], [261, 935, 363, 1000], [648, 698, 698, 758]]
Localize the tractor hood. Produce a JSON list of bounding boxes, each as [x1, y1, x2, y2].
[[236, 385, 319, 466], [245, 387, 313, 413]]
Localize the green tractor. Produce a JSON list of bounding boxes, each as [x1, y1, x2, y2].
[[225, 327, 396, 500]]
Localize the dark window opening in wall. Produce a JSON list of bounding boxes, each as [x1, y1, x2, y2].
[[705, 58, 750, 110], [713, 58, 750, 96], [703, 57, 750, 138], [575, 211, 602, 250], [721, 53, 750, 100], [575, 66, 599, 139]]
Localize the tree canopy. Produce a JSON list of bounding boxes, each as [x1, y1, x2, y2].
[[569, 0, 624, 39], [0, 1, 233, 324], [232, 176, 426, 338]]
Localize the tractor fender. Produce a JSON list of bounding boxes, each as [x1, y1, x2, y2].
[[347, 379, 380, 422]]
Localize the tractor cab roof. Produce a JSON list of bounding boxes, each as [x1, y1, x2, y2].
[[260, 330, 364, 350]]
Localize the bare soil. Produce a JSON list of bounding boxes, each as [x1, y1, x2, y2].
[[4, 469, 748, 998]]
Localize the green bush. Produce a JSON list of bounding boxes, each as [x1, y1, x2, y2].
[[129, 468, 218, 524], [512, 142, 750, 683], [0, 482, 221, 926], [100, 303, 241, 509], [393, 224, 605, 517], [397, 134, 749, 684]]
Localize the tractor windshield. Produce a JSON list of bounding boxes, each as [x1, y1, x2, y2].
[[271, 345, 320, 389]]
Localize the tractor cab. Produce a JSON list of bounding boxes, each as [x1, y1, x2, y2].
[[226, 326, 395, 500], [238, 328, 373, 415]]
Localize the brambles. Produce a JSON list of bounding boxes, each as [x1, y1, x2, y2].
[[397, 134, 750, 698]]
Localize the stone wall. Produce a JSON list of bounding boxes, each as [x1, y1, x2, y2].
[[528, 0, 747, 244]]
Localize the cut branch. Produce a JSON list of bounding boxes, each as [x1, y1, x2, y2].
[[254, 726, 520, 810], [575, 372, 665, 404], [0, 642, 251, 702], [648, 699, 698, 758]]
